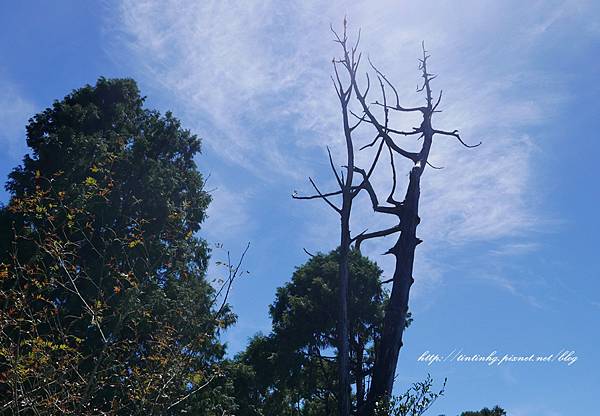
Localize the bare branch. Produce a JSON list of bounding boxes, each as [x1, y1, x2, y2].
[[351, 28, 361, 58], [432, 90, 443, 112], [331, 74, 342, 100], [330, 23, 344, 45], [426, 160, 444, 170], [433, 129, 482, 148], [349, 137, 384, 198], [308, 177, 341, 213], [303, 248, 315, 258], [353, 166, 399, 215], [366, 137, 386, 178], [417, 41, 435, 107], [349, 110, 369, 131], [359, 135, 381, 151], [353, 94, 420, 162], [357, 115, 423, 137], [327, 146, 344, 188], [347, 63, 421, 162], [332, 61, 347, 103], [293, 188, 344, 200], [353, 224, 402, 251], [368, 57, 425, 113], [363, 72, 371, 98], [376, 74, 390, 132], [167, 375, 216, 411], [386, 145, 400, 205], [211, 242, 250, 320]]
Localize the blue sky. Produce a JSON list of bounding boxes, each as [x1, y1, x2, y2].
[[1, 1, 599, 414]]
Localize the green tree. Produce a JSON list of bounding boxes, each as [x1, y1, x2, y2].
[[0, 78, 235, 415], [460, 406, 506, 416], [232, 249, 414, 415]]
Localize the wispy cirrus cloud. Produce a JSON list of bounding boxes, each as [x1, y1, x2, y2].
[[106, 0, 597, 297], [0, 77, 35, 165], [110, 1, 336, 179], [203, 183, 254, 243]]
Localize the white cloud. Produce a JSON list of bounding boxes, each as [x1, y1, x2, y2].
[[489, 242, 540, 256], [203, 183, 253, 243], [111, 0, 338, 179], [0, 78, 35, 163], [107, 0, 597, 299], [480, 272, 543, 309], [421, 133, 537, 244]]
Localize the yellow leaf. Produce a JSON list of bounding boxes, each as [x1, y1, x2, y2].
[[84, 177, 97, 186]]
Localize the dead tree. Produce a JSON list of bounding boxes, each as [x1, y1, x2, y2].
[[292, 20, 387, 416], [295, 22, 479, 415], [337, 39, 481, 415]]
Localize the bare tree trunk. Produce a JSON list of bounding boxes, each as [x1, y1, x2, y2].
[[293, 21, 360, 415], [362, 168, 421, 415], [338, 213, 351, 416], [338, 45, 357, 412], [355, 334, 366, 410]]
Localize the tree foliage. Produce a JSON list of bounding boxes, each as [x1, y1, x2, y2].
[[0, 78, 235, 415], [460, 406, 507, 416], [232, 249, 418, 415]]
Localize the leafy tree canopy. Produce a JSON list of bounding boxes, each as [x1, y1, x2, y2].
[[460, 406, 507, 416], [0, 78, 233, 415], [232, 249, 404, 415]]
